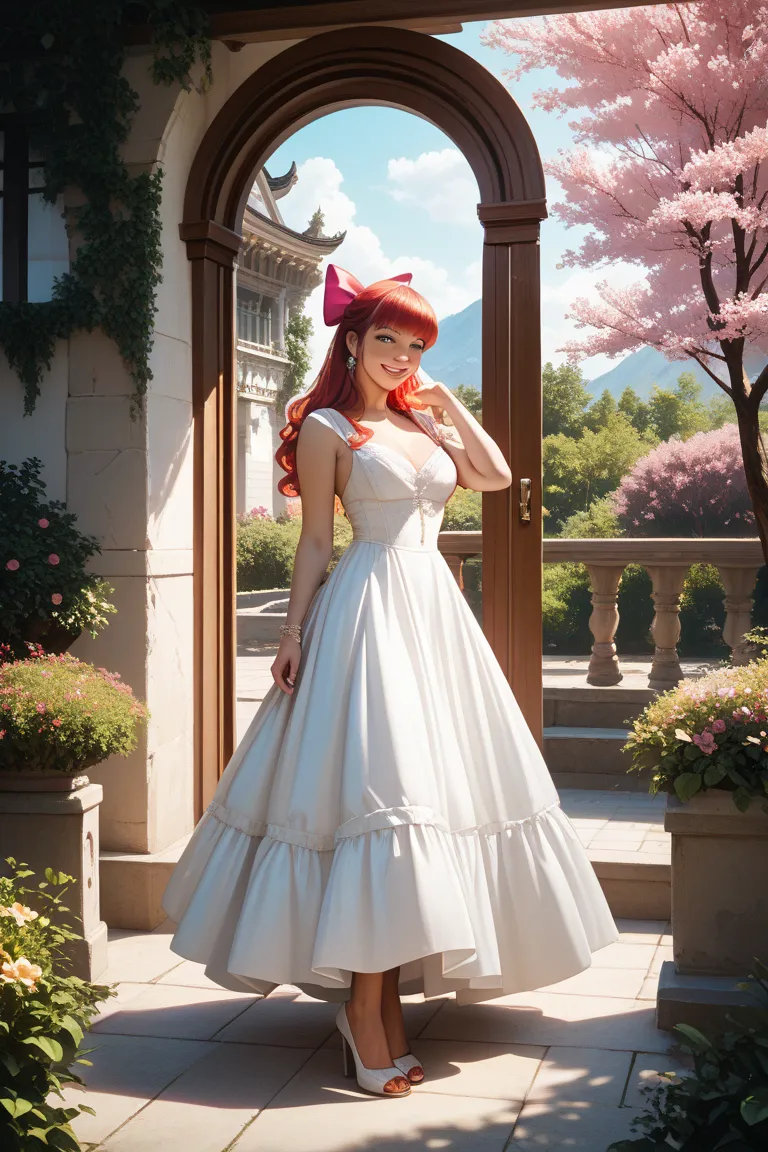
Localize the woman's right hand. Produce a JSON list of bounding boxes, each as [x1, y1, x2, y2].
[[272, 636, 302, 695]]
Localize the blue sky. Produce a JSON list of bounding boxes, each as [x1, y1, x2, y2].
[[266, 21, 632, 382]]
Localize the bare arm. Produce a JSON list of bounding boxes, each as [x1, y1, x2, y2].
[[432, 384, 512, 492], [271, 417, 339, 695]]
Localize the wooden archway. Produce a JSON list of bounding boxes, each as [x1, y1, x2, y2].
[[181, 26, 547, 817]]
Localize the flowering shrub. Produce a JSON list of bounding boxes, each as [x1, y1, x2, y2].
[[0, 651, 148, 775], [0, 458, 116, 658], [613, 425, 754, 537], [0, 858, 116, 1150], [625, 661, 768, 809]]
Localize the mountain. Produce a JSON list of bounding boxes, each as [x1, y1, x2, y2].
[[422, 299, 481, 388], [425, 298, 765, 398]]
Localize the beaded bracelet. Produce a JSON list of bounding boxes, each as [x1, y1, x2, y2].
[[280, 623, 302, 642]]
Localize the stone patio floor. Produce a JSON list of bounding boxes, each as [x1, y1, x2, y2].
[[63, 918, 689, 1151]]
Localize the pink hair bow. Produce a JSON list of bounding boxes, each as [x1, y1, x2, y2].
[[323, 264, 413, 326]]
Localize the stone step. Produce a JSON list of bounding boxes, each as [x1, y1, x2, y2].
[[544, 726, 651, 792], [545, 686, 654, 729]]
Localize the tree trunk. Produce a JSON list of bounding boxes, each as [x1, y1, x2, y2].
[[735, 399, 768, 567]]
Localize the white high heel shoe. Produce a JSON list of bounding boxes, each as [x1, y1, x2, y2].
[[393, 1052, 425, 1083], [336, 1004, 411, 1098]]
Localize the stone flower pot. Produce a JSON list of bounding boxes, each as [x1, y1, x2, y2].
[[657, 790, 768, 1031], [0, 769, 90, 792]]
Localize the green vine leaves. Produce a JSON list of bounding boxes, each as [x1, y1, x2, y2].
[[0, 2, 212, 416]]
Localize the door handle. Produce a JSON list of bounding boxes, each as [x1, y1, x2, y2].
[[519, 478, 532, 522]]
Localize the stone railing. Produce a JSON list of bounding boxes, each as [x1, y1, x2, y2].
[[437, 533, 765, 690]]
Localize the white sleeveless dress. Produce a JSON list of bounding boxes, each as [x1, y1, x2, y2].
[[162, 407, 617, 1004]]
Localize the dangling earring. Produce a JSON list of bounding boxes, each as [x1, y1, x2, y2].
[[346, 354, 357, 372]]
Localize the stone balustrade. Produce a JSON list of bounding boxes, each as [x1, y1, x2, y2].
[[437, 533, 765, 689]]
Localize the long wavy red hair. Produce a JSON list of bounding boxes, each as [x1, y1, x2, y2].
[[276, 279, 439, 498]]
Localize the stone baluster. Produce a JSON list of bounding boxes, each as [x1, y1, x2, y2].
[[584, 564, 625, 685], [646, 566, 690, 690], [718, 565, 760, 665], [444, 554, 464, 591]]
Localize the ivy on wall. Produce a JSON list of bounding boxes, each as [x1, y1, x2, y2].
[[0, 1, 212, 415]]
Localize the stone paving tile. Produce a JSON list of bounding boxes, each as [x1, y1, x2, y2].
[[507, 1100, 636, 1149], [99, 928, 184, 984], [649, 944, 675, 975], [536, 966, 648, 999], [156, 958, 231, 990], [91, 982, 255, 1041], [101, 1042, 313, 1152], [231, 1049, 522, 1152], [421, 991, 676, 1054], [623, 1050, 695, 1109], [386, 1039, 545, 1101], [62, 1032, 216, 1146], [615, 919, 667, 944], [526, 1045, 633, 1107], [215, 987, 340, 1048], [592, 942, 658, 970]]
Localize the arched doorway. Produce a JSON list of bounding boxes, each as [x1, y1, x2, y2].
[[181, 26, 547, 817]]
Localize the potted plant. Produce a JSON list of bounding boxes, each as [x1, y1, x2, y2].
[[0, 857, 117, 1151], [0, 458, 116, 658], [0, 648, 148, 791], [625, 662, 768, 1026]]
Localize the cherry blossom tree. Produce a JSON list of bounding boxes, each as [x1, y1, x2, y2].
[[483, 4, 768, 555]]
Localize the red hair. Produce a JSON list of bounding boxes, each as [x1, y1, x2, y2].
[[276, 279, 439, 498]]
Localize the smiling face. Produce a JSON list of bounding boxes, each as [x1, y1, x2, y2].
[[346, 324, 426, 395]]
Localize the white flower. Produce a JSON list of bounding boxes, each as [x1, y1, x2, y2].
[[0, 902, 39, 927]]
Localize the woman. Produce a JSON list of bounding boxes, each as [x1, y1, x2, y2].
[[162, 264, 618, 1099]]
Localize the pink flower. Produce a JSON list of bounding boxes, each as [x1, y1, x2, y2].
[[693, 730, 717, 754], [38, 518, 49, 528], [35, 703, 45, 714], [52, 718, 61, 727], [48, 554, 60, 566], [5, 560, 19, 571], [712, 719, 726, 733], [51, 593, 62, 605]]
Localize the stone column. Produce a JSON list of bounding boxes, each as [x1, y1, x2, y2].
[[585, 564, 625, 686], [718, 565, 760, 665], [646, 565, 689, 690]]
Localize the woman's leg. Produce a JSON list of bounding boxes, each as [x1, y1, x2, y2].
[[346, 971, 410, 1092], [381, 967, 424, 1082]]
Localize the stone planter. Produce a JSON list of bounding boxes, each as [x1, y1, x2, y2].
[[0, 777, 108, 982], [0, 770, 90, 792], [657, 790, 768, 1032]]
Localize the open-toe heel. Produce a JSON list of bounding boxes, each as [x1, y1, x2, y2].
[[393, 1052, 425, 1084], [336, 1004, 411, 1098]]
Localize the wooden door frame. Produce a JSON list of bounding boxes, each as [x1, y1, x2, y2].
[[181, 26, 546, 819]]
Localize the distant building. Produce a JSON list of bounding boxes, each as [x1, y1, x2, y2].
[[236, 165, 343, 516]]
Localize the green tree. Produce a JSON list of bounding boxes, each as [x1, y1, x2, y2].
[[542, 361, 592, 438], [451, 385, 482, 419], [277, 310, 314, 418], [618, 386, 651, 434], [647, 371, 709, 441], [543, 411, 650, 531], [584, 388, 617, 431]]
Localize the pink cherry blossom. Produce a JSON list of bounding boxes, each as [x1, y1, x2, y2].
[[483, 5, 768, 392], [38, 518, 49, 528], [51, 593, 62, 605], [5, 560, 19, 571], [48, 554, 60, 566]]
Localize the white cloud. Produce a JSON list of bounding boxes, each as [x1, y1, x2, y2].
[[278, 158, 481, 378], [387, 148, 480, 228]]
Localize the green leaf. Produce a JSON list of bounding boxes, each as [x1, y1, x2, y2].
[[58, 1015, 83, 1047], [733, 789, 752, 812], [674, 772, 703, 802], [0, 1050, 20, 1076], [674, 1023, 713, 1051], [741, 1087, 768, 1126], [704, 763, 728, 787], [0, 1096, 33, 1119], [22, 1035, 64, 1062]]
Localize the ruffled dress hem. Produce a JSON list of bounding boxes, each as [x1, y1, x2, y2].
[[162, 797, 618, 1006]]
